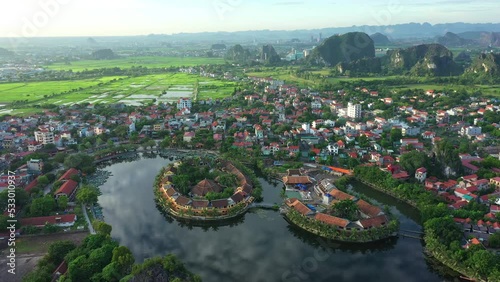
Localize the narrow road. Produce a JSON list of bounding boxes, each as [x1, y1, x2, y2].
[[81, 204, 96, 234]]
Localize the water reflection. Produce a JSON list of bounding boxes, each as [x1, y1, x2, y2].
[[157, 206, 247, 229], [97, 155, 451, 282]]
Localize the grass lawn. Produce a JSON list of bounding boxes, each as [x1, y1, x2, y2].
[[45, 56, 225, 71], [13, 232, 88, 255]]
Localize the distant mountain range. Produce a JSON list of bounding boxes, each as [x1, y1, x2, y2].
[[436, 31, 500, 47], [153, 22, 500, 43]]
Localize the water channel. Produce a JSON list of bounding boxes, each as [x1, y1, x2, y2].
[[96, 155, 457, 282]]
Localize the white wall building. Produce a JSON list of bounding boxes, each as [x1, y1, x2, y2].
[[347, 102, 362, 119], [460, 126, 482, 138], [34, 130, 55, 145], [177, 98, 192, 110]]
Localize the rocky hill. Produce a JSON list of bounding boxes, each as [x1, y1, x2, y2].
[[310, 32, 375, 66], [225, 44, 252, 62], [457, 31, 500, 46], [91, 49, 116, 60], [336, 57, 382, 75], [370, 33, 391, 45], [260, 44, 281, 64], [384, 44, 462, 76], [467, 53, 500, 75], [436, 32, 472, 47]]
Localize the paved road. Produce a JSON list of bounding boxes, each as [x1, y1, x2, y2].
[[81, 204, 96, 234], [43, 165, 65, 195]]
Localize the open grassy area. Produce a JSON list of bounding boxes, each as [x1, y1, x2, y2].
[[0, 76, 125, 103], [45, 56, 225, 71], [0, 73, 237, 114], [2, 232, 88, 255]]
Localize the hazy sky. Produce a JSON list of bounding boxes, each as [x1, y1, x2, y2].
[[1, 0, 499, 37]]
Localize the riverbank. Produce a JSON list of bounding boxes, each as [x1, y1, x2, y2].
[[282, 208, 399, 243], [355, 177, 419, 209], [353, 176, 481, 281]]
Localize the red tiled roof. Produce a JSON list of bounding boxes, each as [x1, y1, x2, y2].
[[356, 200, 382, 217], [314, 213, 349, 228], [58, 168, 79, 181], [55, 180, 78, 196], [175, 196, 190, 206], [53, 261, 68, 276], [20, 214, 76, 227], [451, 201, 468, 209], [358, 215, 388, 228], [282, 176, 312, 185], [24, 179, 38, 193], [328, 189, 355, 201]]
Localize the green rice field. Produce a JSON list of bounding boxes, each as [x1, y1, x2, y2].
[[0, 73, 237, 115], [45, 56, 225, 72]]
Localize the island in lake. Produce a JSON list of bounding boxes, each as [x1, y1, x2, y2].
[[154, 157, 261, 220], [281, 169, 399, 243]]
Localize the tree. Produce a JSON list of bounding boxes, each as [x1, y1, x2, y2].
[[37, 175, 50, 186], [54, 152, 67, 163], [217, 173, 238, 188], [144, 140, 156, 150], [76, 185, 100, 205], [70, 174, 81, 182], [390, 128, 402, 143], [488, 233, 500, 248], [467, 249, 497, 278], [113, 125, 129, 138], [160, 136, 172, 148], [172, 175, 191, 195], [399, 151, 430, 176], [93, 220, 112, 235], [41, 162, 54, 174], [58, 195, 69, 210], [30, 195, 56, 216], [48, 240, 76, 263], [0, 215, 9, 230], [112, 246, 134, 274], [0, 189, 29, 211], [424, 217, 463, 247], [330, 200, 358, 221]]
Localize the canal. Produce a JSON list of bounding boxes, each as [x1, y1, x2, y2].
[[97, 155, 456, 282]]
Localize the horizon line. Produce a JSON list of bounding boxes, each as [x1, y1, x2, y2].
[[1, 21, 500, 39]]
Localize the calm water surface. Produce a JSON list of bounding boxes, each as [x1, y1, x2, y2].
[[97, 155, 452, 282]]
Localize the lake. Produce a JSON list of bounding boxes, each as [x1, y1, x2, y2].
[[97, 155, 455, 282]]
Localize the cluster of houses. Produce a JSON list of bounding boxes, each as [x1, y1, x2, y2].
[[0, 67, 498, 236], [283, 169, 389, 231], [0, 166, 82, 239], [159, 161, 255, 217], [416, 169, 500, 247]]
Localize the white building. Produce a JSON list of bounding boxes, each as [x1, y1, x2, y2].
[[27, 159, 44, 173], [177, 98, 192, 110], [402, 127, 420, 137], [34, 130, 55, 145], [415, 167, 427, 182], [460, 126, 482, 138], [326, 143, 339, 155], [311, 101, 322, 109], [347, 102, 362, 119]]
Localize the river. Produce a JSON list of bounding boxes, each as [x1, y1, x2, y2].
[[96, 155, 456, 282]]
